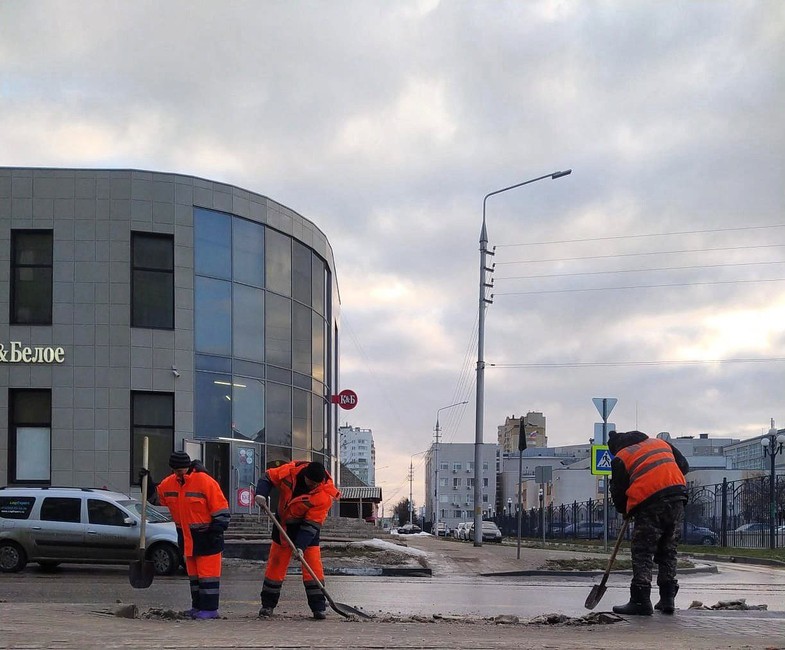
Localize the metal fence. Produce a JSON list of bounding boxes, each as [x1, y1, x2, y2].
[[491, 474, 785, 549]]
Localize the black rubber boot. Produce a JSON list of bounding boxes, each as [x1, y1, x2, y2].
[[613, 584, 654, 616], [654, 581, 679, 614]]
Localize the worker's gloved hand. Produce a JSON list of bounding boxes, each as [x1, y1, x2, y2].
[[138, 468, 151, 482], [295, 548, 305, 563]]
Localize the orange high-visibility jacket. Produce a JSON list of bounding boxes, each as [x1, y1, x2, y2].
[[157, 471, 230, 556], [266, 461, 340, 531], [614, 438, 687, 514]]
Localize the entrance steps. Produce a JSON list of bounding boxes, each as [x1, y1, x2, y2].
[[225, 513, 382, 542]]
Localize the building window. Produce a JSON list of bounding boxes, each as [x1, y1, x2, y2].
[[131, 392, 174, 483], [453, 463, 462, 471], [453, 477, 461, 489], [9, 389, 51, 483], [11, 230, 53, 325], [131, 232, 174, 329]]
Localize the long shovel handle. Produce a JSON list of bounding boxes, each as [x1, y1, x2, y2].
[[599, 518, 629, 588], [256, 498, 328, 592], [139, 437, 149, 552]]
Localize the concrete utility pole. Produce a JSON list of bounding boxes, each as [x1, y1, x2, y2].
[[408, 459, 414, 525], [474, 169, 572, 546]]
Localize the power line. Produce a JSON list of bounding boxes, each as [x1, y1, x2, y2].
[[496, 260, 785, 282], [494, 277, 785, 296], [496, 223, 785, 248], [496, 243, 785, 266], [491, 358, 785, 369]]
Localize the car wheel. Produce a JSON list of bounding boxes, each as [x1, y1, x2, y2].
[[148, 543, 179, 576], [0, 541, 27, 573]]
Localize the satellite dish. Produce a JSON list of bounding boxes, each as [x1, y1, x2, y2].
[[657, 431, 671, 441]]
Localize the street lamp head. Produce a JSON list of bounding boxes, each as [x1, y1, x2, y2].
[[762, 437, 771, 448], [777, 433, 785, 446], [551, 169, 572, 179]]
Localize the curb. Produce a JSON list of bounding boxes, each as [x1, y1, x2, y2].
[[285, 566, 432, 577], [481, 564, 719, 578], [686, 553, 785, 568]]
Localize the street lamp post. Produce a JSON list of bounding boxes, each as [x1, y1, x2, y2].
[[433, 401, 468, 537], [473, 169, 572, 546], [761, 418, 785, 549]]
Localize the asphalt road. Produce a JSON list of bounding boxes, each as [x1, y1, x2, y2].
[[3, 556, 785, 649], [2, 557, 785, 618]]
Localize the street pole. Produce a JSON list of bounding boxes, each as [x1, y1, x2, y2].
[[434, 401, 467, 537], [474, 169, 572, 547], [516, 416, 526, 559], [602, 406, 609, 550], [408, 459, 414, 525], [761, 419, 785, 550]]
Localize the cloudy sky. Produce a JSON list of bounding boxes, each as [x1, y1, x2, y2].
[[1, 1, 783, 510]]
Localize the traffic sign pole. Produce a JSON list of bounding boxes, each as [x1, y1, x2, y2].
[[593, 398, 617, 550]]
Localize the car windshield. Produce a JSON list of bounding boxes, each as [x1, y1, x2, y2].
[[482, 522, 499, 530], [119, 500, 172, 523]]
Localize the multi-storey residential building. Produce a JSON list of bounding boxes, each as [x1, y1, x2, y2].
[[338, 425, 376, 486], [425, 442, 497, 530], [497, 411, 546, 453], [0, 167, 342, 514]]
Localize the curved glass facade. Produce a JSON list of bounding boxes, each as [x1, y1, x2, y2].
[[193, 207, 330, 468]]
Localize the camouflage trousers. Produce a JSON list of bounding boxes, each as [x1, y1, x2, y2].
[[630, 499, 685, 588]]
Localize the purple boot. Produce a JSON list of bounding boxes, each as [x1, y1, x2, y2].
[[193, 610, 220, 620]]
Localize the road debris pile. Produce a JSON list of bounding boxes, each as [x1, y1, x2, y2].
[[141, 608, 201, 620], [689, 598, 768, 611], [528, 612, 625, 625]]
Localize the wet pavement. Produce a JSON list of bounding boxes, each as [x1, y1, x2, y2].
[[2, 535, 785, 648]]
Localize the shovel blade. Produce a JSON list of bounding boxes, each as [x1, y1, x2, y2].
[[329, 601, 373, 619], [584, 583, 607, 610], [129, 559, 155, 589]]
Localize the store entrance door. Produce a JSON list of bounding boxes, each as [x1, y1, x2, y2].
[[232, 442, 261, 514], [203, 442, 231, 506]]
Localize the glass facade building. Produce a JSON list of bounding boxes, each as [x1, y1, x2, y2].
[[0, 168, 340, 512]]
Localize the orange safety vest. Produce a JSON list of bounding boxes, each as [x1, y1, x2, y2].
[[266, 461, 340, 529], [157, 471, 230, 556], [614, 438, 686, 514]]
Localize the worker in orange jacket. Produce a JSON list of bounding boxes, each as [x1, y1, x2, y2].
[[608, 430, 689, 616], [254, 461, 340, 619], [142, 451, 230, 620]]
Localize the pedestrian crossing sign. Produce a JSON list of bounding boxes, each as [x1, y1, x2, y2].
[[591, 445, 614, 476]]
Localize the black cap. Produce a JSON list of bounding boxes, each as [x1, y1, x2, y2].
[[169, 451, 191, 469], [303, 461, 326, 483]]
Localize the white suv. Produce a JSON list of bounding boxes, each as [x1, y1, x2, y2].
[[0, 486, 181, 575]]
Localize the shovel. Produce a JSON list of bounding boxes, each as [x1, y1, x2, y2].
[[584, 518, 630, 609], [256, 497, 372, 619], [129, 436, 155, 588]]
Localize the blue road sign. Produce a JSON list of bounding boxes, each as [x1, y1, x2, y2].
[[591, 445, 614, 476]]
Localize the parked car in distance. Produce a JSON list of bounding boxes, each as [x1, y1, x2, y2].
[[435, 522, 451, 537], [0, 486, 181, 576], [683, 522, 718, 545], [467, 521, 502, 543], [734, 522, 767, 533], [563, 522, 605, 539], [454, 522, 470, 540], [397, 523, 422, 535]]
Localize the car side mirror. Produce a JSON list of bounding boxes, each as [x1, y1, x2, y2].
[[124, 517, 137, 526]]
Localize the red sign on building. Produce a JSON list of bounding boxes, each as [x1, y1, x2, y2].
[[331, 389, 358, 410]]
